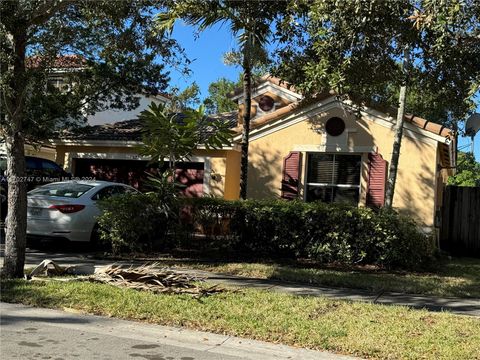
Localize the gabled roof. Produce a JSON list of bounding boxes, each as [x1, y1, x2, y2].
[[57, 111, 239, 142], [59, 119, 143, 142], [232, 94, 453, 140], [230, 76, 452, 140], [230, 75, 301, 100]]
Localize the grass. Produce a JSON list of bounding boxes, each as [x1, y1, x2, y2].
[[1, 278, 479, 360], [154, 257, 480, 298]]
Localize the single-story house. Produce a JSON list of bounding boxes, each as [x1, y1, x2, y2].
[[27, 76, 454, 231]]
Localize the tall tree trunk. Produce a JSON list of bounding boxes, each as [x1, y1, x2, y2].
[[239, 59, 252, 200], [385, 47, 409, 208], [2, 29, 27, 278]]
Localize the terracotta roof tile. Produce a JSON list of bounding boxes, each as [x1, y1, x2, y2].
[[404, 114, 453, 138], [26, 55, 87, 69]]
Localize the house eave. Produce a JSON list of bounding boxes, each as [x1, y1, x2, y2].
[[51, 139, 143, 147], [232, 82, 303, 103], [52, 138, 238, 151], [233, 97, 453, 146]]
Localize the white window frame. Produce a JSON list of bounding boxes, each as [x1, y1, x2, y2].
[[304, 152, 362, 203]]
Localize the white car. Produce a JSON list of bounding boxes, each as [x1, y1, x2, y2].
[[27, 180, 138, 243]]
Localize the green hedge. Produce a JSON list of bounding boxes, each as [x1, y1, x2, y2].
[[97, 195, 434, 269], [182, 198, 435, 269], [97, 192, 177, 254]]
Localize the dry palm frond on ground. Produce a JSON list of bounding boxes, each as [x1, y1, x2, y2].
[[88, 264, 224, 297], [26, 260, 225, 297], [25, 259, 74, 279]]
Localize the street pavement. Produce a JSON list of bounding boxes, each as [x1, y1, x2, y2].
[[0, 302, 356, 360]]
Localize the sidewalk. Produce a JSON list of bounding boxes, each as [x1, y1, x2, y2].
[[1, 302, 357, 360], [185, 269, 480, 317]]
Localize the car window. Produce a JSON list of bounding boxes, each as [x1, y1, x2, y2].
[[41, 160, 61, 170], [123, 186, 139, 194], [29, 183, 94, 198], [25, 157, 43, 177], [115, 185, 137, 195], [92, 186, 118, 201], [92, 185, 137, 200], [26, 157, 40, 170], [41, 159, 63, 177]]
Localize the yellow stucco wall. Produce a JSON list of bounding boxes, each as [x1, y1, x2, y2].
[[224, 150, 241, 200], [247, 106, 439, 227], [25, 145, 57, 161]]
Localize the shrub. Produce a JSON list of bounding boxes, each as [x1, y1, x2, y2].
[[98, 193, 434, 269], [97, 192, 177, 255], [181, 198, 434, 269]]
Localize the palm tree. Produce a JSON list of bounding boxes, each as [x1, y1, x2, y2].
[[157, 0, 283, 199]]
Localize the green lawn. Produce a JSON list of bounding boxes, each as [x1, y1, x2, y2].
[[155, 257, 480, 298], [1, 279, 479, 360]]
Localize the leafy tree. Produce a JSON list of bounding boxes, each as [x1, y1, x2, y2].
[[275, 0, 480, 207], [157, 0, 288, 199], [448, 152, 480, 187], [139, 102, 233, 195], [0, 0, 184, 278], [202, 77, 240, 114], [139, 102, 233, 183], [168, 82, 201, 112]]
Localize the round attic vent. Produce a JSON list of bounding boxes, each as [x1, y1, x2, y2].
[[325, 117, 346, 137], [258, 95, 274, 112]]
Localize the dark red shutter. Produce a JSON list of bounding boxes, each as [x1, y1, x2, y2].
[[366, 152, 387, 208], [281, 151, 302, 200]]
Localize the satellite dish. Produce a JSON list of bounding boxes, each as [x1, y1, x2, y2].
[[465, 113, 480, 137]]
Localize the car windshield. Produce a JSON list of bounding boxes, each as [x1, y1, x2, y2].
[[29, 183, 94, 198]]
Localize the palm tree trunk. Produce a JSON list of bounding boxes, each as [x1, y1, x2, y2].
[[385, 47, 409, 208], [2, 29, 27, 278], [239, 59, 252, 200]]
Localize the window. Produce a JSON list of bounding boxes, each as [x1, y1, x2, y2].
[[91, 185, 136, 201], [47, 76, 71, 93], [26, 157, 42, 177], [29, 183, 93, 198], [26, 157, 40, 170], [306, 153, 361, 204], [41, 160, 60, 170], [92, 186, 118, 201], [325, 117, 346, 137], [41, 159, 63, 177], [47, 76, 64, 89], [258, 95, 275, 112]]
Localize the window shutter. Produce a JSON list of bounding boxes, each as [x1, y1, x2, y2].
[[367, 152, 387, 208], [281, 152, 302, 200]]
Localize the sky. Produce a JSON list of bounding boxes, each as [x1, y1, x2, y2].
[[168, 23, 480, 161], [169, 23, 241, 96]]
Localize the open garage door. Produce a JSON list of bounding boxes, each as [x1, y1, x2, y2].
[[73, 158, 205, 197]]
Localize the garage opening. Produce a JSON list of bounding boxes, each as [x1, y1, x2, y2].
[[73, 158, 205, 197]]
